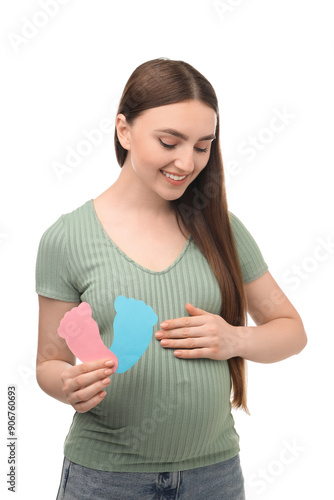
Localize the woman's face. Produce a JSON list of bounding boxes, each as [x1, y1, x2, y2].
[[116, 99, 217, 200]]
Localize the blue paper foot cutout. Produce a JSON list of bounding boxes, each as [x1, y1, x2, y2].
[[111, 295, 158, 373]]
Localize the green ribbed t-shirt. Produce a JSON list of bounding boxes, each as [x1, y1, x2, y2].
[[35, 199, 268, 473]]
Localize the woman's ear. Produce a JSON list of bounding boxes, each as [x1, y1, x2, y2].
[[115, 114, 131, 150]]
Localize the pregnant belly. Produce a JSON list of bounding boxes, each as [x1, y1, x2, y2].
[[91, 354, 235, 463]]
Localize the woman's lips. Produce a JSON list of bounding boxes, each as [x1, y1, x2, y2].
[[160, 170, 188, 185]]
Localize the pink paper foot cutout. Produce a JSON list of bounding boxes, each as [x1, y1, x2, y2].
[[57, 302, 118, 370]]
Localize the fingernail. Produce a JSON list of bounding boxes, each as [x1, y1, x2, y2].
[[160, 322, 168, 328], [155, 331, 163, 339], [105, 360, 114, 366], [104, 369, 113, 375]]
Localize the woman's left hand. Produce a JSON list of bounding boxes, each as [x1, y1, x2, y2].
[[155, 303, 243, 360]]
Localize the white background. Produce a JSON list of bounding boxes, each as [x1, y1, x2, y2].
[[1, 0, 333, 498]]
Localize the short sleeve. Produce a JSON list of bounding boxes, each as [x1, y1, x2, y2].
[[35, 215, 81, 302], [229, 211, 268, 284]]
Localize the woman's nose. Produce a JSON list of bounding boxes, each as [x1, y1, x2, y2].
[[173, 147, 195, 172]]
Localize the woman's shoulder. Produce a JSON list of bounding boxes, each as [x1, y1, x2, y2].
[[228, 210, 246, 238], [228, 210, 259, 243], [228, 210, 268, 283], [37, 200, 92, 244], [52, 199, 92, 224], [62, 199, 93, 220]]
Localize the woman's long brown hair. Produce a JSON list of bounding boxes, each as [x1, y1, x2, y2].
[[114, 58, 249, 412]]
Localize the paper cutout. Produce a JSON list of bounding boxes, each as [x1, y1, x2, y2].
[[58, 302, 119, 370], [57, 296, 158, 374], [111, 295, 158, 373]]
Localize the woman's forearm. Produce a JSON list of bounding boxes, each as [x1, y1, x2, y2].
[[36, 360, 74, 404], [236, 317, 307, 363]]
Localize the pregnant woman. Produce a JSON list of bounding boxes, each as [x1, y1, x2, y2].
[[35, 58, 307, 499]]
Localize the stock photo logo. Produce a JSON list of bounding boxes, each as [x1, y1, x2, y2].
[[7, 0, 72, 53], [109, 397, 179, 463], [223, 105, 296, 187], [246, 438, 307, 496], [282, 235, 334, 292], [50, 96, 120, 182], [51, 118, 116, 182], [237, 106, 296, 162], [212, 0, 247, 21], [50, 62, 167, 182]]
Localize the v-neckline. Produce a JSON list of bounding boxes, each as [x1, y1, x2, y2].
[[88, 199, 192, 275]]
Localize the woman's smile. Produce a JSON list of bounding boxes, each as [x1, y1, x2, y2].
[[160, 169, 189, 185]]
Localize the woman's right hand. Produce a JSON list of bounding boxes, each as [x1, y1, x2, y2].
[[60, 359, 115, 413]]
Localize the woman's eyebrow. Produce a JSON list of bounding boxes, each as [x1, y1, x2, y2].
[[154, 128, 216, 141]]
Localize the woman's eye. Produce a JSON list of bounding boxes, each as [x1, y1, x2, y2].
[[159, 138, 209, 153], [159, 139, 176, 149]]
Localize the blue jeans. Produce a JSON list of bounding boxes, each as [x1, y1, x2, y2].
[[56, 454, 245, 499]]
